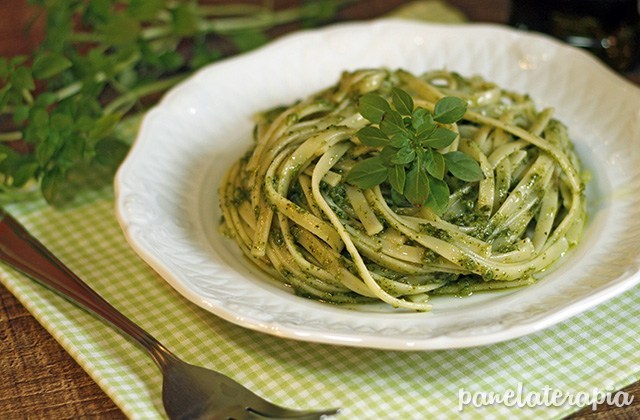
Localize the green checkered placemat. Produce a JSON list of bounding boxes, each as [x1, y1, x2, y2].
[[2, 2, 639, 417], [1, 189, 639, 419]]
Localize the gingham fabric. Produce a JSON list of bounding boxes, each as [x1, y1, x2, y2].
[[1, 190, 639, 419]]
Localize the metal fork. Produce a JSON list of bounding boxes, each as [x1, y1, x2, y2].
[[0, 209, 339, 419]]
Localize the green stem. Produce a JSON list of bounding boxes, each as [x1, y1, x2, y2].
[[21, 88, 34, 105], [103, 73, 188, 115], [54, 50, 140, 102], [196, 4, 268, 17], [0, 131, 23, 142], [54, 80, 84, 101], [141, 25, 173, 40], [53, 71, 107, 102], [198, 8, 304, 34], [0, 105, 15, 115], [144, 1, 348, 40], [72, 1, 351, 44], [196, 0, 353, 35], [67, 32, 103, 43], [72, 5, 284, 43]]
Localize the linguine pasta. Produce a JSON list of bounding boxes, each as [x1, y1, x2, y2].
[[219, 68, 587, 311]]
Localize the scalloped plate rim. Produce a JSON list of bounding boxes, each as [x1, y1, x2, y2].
[[115, 20, 640, 350]]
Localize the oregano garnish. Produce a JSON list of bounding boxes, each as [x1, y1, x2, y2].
[[346, 87, 483, 210]]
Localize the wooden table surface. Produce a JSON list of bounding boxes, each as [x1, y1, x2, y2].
[[1, 1, 638, 418]]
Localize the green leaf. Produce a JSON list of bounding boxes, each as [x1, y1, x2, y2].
[[84, 47, 113, 77], [405, 161, 429, 205], [228, 29, 269, 53], [412, 108, 433, 132], [9, 56, 27, 68], [0, 144, 13, 164], [35, 133, 60, 165], [433, 96, 467, 124], [389, 134, 410, 148], [32, 52, 72, 80], [129, 0, 164, 20], [380, 110, 407, 137], [100, 12, 141, 46], [358, 93, 390, 124], [388, 164, 406, 194], [444, 151, 484, 182], [345, 156, 388, 189], [41, 168, 66, 206], [390, 146, 416, 165], [83, 0, 111, 24], [94, 137, 129, 168], [89, 113, 122, 143], [379, 145, 398, 164], [35, 92, 58, 107], [0, 85, 10, 111], [425, 149, 445, 179], [157, 50, 185, 72], [50, 113, 73, 133], [28, 108, 49, 142], [11, 162, 39, 187], [190, 36, 222, 68], [391, 87, 414, 115], [390, 188, 409, 206], [357, 126, 389, 147], [422, 127, 457, 149], [11, 66, 34, 91], [75, 115, 95, 132], [424, 176, 450, 215], [0, 146, 34, 182], [172, 3, 199, 36], [13, 105, 30, 124], [56, 135, 85, 169], [301, 0, 339, 26]]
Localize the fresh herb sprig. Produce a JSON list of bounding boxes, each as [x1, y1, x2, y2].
[[0, 0, 347, 205], [346, 87, 483, 213]]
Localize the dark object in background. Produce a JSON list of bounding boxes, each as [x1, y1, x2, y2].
[[510, 0, 640, 72]]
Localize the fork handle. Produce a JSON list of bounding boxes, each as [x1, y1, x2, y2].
[[0, 208, 174, 367]]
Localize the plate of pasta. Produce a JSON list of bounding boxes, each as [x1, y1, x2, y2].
[[115, 20, 640, 350]]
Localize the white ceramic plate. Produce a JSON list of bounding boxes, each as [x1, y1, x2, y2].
[[115, 20, 640, 350]]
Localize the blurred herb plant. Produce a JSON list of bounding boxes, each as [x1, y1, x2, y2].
[[0, 0, 347, 205]]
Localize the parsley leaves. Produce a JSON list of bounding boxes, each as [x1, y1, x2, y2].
[[346, 88, 483, 212]]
